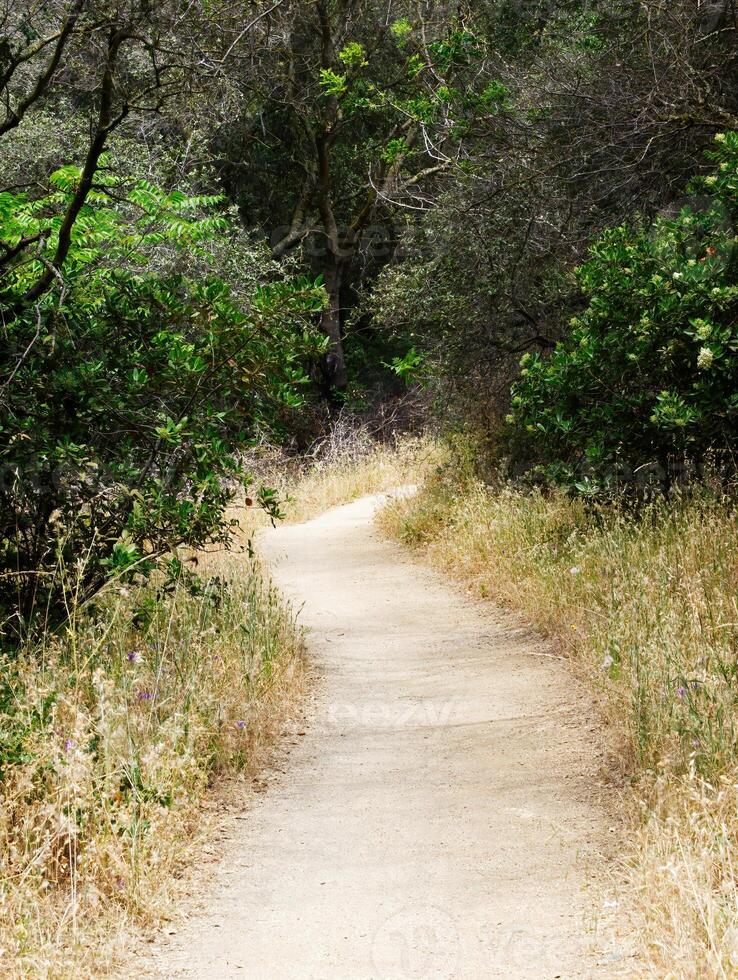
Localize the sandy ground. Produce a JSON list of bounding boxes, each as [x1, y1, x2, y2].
[[148, 492, 625, 979]]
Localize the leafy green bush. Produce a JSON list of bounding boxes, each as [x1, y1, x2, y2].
[[508, 132, 738, 491], [0, 163, 325, 637]]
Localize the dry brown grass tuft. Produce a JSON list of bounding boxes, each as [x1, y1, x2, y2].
[[0, 545, 305, 978], [379, 460, 738, 976]]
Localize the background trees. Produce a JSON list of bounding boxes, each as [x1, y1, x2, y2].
[[215, 0, 495, 395], [3, 0, 738, 635], [372, 0, 738, 438]]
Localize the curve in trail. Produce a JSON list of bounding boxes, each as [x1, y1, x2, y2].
[[152, 493, 617, 979]]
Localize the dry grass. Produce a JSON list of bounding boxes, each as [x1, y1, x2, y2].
[[244, 420, 442, 526], [0, 421, 435, 978], [379, 458, 738, 977], [284, 435, 438, 524], [0, 544, 305, 978]]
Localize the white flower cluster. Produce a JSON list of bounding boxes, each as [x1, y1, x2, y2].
[[697, 347, 715, 371]]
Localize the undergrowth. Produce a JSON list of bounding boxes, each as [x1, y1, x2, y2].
[[379, 451, 738, 976], [0, 546, 304, 977]]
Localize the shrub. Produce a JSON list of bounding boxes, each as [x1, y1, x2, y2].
[[0, 164, 326, 637], [508, 132, 738, 492]]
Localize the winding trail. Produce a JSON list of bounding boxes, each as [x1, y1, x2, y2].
[[152, 493, 619, 979]]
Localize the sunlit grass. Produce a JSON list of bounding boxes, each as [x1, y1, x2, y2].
[[242, 422, 442, 526], [0, 547, 304, 977], [379, 461, 738, 976], [283, 434, 440, 523]]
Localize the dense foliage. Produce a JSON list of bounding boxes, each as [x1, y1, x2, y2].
[[0, 167, 324, 636], [371, 0, 738, 431], [215, 1, 498, 396], [508, 134, 738, 490]]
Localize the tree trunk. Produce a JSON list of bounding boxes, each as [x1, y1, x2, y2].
[[320, 256, 347, 395]]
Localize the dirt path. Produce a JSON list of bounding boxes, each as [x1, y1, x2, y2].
[[151, 493, 621, 979]]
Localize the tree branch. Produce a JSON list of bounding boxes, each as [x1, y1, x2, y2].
[[24, 28, 129, 303], [0, 0, 88, 139]]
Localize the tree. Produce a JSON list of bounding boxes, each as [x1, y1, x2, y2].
[[0, 167, 324, 638], [0, 1, 331, 637], [216, 0, 491, 397], [0, 0, 89, 138], [507, 133, 738, 491], [370, 0, 738, 435], [0, 1, 293, 301]]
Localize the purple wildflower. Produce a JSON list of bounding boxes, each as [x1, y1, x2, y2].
[[64, 738, 74, 752], [235, 720, 247, 731], [126, 650, 141, 663], [138, 690, 154, 702], [677, 686, 687, 699]]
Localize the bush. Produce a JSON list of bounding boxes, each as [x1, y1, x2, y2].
[[508, 132, 738, 491], [0, 164, 326, 637]]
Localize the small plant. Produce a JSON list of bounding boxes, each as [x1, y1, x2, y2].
[[390, 18, 413, 43], [383, 346, 426, 383], [319, 68, 348, 97], [250, 416, 441, 524], [338, 42, 368, 69]]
